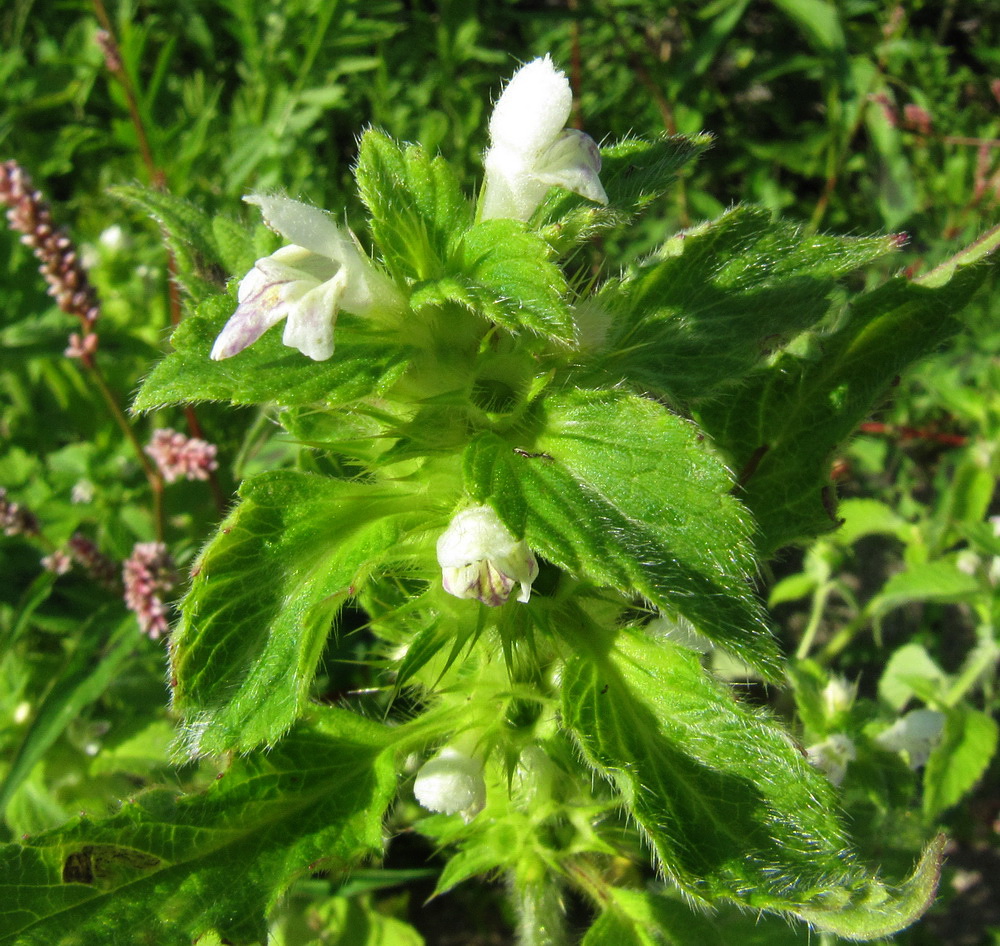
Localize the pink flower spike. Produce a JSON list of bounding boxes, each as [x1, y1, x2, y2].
[[122, 542, 177, 639], [145, 428, 219, 484]]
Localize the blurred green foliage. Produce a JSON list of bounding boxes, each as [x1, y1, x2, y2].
[[1, 1, 998, 943]]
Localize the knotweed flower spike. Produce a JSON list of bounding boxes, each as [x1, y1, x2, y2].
[[414, 747, 487, 822], [123, 541, 178, 639], [145, 428, 219, 484], [211, 194, 402, 361], [481, 55, 608, 222], [437, 504, 539, 607]]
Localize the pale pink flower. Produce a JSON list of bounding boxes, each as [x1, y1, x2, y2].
[[122, 542, 177, 639], [65, 332, 99, 359], [41, 549, 72, 575], [145, 428, 218, 484]]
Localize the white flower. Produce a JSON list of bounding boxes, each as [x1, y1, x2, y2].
[[71, 480, 95, 504], [806, 733, 856, 786], [437, 505, 538, 607], [414, 747, 486, 822], [875, 708, 946, 770], [99, 224, 127, 252], [211, 194, 401, 361], [480, 56, 608, 222]]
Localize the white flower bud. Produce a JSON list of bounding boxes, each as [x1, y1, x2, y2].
[[481, 56, 607, 222], [414, 747, 486, 822], [437, 505, 538, 607], [821, 676, 857, 718], [806, 733, 856, 786], [875, 708, 946, 770], [516, 744, 556, 804]]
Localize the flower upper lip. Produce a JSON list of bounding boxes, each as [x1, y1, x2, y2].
[[211, 194, 401, 362]]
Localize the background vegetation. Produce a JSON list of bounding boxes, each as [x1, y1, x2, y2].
[[1, 1, 998, 943]]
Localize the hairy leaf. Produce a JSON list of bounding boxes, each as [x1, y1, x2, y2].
[[696, 229, 999, 552], [582, 888, 726, 946], [464, 389, 779, 676], [412, 219, 575, 343], [597, 205, 900, 402], [355, 128, 470, 282], [170, 471, 421, 756], [0, 710, 395, 946], [112, 185, 224, 299], [538, 134, 713, 253], [562, 629, 943, 938], [133, 292, 409, 411]]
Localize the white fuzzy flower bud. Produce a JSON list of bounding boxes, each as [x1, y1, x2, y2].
[[821, 676, 857, 719], [437, 505, 538, 607], [875, 708, 945, 770], [414, 747, 486, 822], [481, 56, 607, 222]]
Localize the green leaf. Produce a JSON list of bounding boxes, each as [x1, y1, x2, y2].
[[132, 291, 409, 411], [432, 827, 517, 897], [582, 888, 725, 946], [864, 90, 917, 230], [170, 471, 421, 756], [562, 628, 943, 937], [0, 710, 395, 946], [923, 705, 998, 820], [310, 895, 425, 946], [602, 134, 713, 213], [834, 498, 910, 545], [868, 559, 980, 619], [412, 219, 575, 344], [598, 205, 899, 402], [538, 134, 713, 253], [464, 389, 780, 677], [355, 128, 471, 281], [878, 643, 947, 713], [210, 213, 258, 276], [696, 237, 995, 553], [771, 0, 847, 55], [0, 615, 135, 814]]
